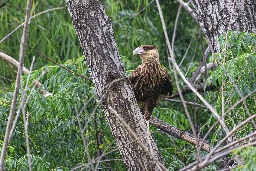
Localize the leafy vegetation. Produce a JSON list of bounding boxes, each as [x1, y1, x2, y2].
[[0, 0, 256, 170]]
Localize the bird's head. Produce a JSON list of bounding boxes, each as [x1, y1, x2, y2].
[[133, 45, 159, 63]]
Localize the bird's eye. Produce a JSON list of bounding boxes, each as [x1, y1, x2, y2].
[[143, 47, 148, 50]]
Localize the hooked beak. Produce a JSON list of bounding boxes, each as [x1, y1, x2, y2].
[[133, 47, 145, 55]]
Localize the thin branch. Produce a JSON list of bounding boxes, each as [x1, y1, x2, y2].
[[0, 51, 52, 97], [75, 106, 94, 171], [176, 0, 198, 24], [194, 62, 217, 83], [165, 98, 208, 109], [189, 46, 211, 84], [0, 0, 32, 170], [150, 117, 210, 152], [21, 57, 35, 171], [167, 82, 217, 99], [114, 0, 155, 24], [0, 52, 30, 74], [26, 43, 91, 80]]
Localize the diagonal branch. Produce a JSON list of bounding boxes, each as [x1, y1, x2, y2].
[[149, 117, 210, 152]]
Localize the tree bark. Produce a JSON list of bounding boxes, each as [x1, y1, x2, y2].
[[191, 0, 256, 53], [65, 1, 164, 170]]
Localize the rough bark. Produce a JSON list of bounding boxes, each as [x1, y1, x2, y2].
[[191, 0, 256, 53], [65, 1, 164, 170]]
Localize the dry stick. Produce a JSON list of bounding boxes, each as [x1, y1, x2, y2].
[[190, 46, 211, 84], [184, 140, 256, 171], [178, 36, 193, 67], [21, 57, 35, 171], [0, 0, 32, 170], [156, 0, 230, 137], [185, 35, 199, 77], [155, 1, 203, 167], [0, 7, 63, 43], [114, 0, 155, 24], [196, 89, 256, 160], [194, 62, 217, 83]]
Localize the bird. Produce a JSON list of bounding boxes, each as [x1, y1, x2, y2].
[[128, 45, 173, 120]]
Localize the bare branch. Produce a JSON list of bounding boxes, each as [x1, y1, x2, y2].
[[150, 117, 210, 152], [0, 52, 30, 74], [176, 0, 198, 24], [165, 98, 208, 109], [0, 51, 51, 97], [21, 56, 35, 171], [167, 82, 217, 99]]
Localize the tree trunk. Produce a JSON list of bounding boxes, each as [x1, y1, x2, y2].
[[191, 0, 256, 53], [65, 1, 164, 170]]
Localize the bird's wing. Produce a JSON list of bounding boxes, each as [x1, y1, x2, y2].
[[128, 66, 141, 83], [162, 70, 173, 96]]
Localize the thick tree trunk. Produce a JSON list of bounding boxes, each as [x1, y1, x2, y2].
[[65, 1, 164, 170], [191, 0, 256, 53]]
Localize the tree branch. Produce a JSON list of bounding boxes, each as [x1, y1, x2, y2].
[[150, 117, 210, 152], [0, 51, 52, 97], [167, 82, 217, 99]]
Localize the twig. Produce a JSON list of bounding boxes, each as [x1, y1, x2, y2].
[[176, 0, 198, 24], [114, 0, 155, 24], [189, 46, 211, 84], [0, 0, 32, 170], [26, 43, 91, 80], [194, 62, 217, 83], [21, 57, 35, 171], [164, 98, 208, 109]]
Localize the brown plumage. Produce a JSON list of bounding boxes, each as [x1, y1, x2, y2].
[[128, 45, 173, 120]]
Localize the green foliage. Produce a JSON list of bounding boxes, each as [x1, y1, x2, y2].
[[0, 57, 125, 170], [207, 32, 256, 135], [0, 0, 81, 88], [234, 147, 256, 171], [1, 0, 255, 170]]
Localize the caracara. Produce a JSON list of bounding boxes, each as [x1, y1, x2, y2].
[[129, 45, 173, 120]]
